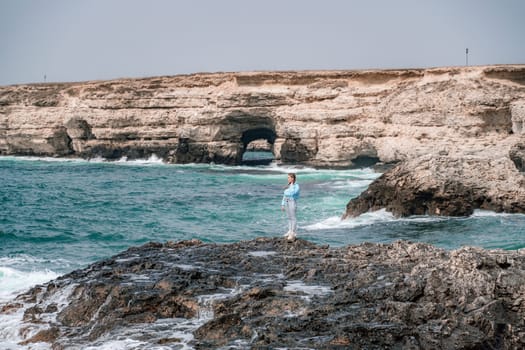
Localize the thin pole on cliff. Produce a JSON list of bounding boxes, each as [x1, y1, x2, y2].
[[465, 48, 469, 66]]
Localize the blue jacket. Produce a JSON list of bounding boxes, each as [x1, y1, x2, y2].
[[281, 183, 300, 206]]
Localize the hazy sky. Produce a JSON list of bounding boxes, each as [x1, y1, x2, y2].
[[1, 0, 524, 85]]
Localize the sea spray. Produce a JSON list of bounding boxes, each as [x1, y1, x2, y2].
[[0, 265, 59, 303]]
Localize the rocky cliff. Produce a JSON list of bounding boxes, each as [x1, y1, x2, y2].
[[3, 238, 525, 349], [2, 65, 525, 216]]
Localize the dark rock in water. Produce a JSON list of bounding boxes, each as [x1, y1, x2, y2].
[[3, 238, 525, 349]]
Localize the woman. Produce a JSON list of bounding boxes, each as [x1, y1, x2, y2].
[[281, 173, 300, 241]]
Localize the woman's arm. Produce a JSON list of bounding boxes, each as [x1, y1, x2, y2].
[[284, 183, 300, 198]]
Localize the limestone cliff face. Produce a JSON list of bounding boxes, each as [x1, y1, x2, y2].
[[1, 65, 525, 215]]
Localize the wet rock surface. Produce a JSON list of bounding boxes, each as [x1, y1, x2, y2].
[[3, 237, 525, 349]]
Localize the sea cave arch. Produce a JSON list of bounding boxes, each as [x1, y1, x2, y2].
[[241, 127, 277, 165]]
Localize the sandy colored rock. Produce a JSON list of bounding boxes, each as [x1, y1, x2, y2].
[[0, 66, 523, 166], [2, 65, 525, 215]]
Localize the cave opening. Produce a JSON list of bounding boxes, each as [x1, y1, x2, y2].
[[351, 155, 381, 168], [241, 128, 276, 165]]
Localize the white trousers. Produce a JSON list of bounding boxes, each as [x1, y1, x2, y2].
[[285, 199, 297, 233]]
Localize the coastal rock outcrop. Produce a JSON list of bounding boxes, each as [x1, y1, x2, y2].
[[344, 153, 525, 217], [3, 238, 525, 349], [1, 66, 524, 167], [1, 65, 525, 216]]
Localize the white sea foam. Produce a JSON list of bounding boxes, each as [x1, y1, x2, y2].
[[284, 280, 333, 301], [315, 178, 372, 193], [304, 208, 456, 231], [115, 154, 165, 165], [174, 263, 198, 270], [471, 209, 525, 218], [264, 163, 382, 179], [400, 215, 450, 223], [248, 250, 277, 257], [79, 289, 242, 350], [0, 283, 76, 350], [304, 209, 396, 231], [0, 254, 67, 267], [82, 339, 150, 350], [84, 289, 243, 350], [126, 274, 152, 282], [253, 273, 286, 283], [0, 305, 32, 350], [325, 179, 377, 190], [0, 266, 59, 303], [0, 284, 242, 349], [0, 154, 166, 166], [89, 153, 169, 166], [0, 263, 65, 349], [264, 162, 321, 174], [82, 317, 200, 350], [197, 289, 241, 319], [0, 155, 88, 164], [114, 256, 140, 263]]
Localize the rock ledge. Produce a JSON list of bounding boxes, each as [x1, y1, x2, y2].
[[3, 238, 525, 349]]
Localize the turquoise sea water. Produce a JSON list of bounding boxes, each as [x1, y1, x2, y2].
[[1, 155, 525, 302]]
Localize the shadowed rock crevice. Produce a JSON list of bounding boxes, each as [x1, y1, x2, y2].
[[64, 118, 95, 141], [479, 108, 513, 134], [350, 155, 380, 169], [47, 127, 74, 156], [510, 143, 525, 172], [280, 138, 317, 163]]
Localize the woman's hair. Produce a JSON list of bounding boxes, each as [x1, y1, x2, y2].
[[288, 173, 296, 183]]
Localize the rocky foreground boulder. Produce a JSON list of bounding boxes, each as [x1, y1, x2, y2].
[[3, 238, 525, 349]]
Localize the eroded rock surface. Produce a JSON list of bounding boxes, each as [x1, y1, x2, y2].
[[344, 154, 525, 217], [2, 66, 525, 216], [0, 66, 523, 167], [3, 238, 525, 349]]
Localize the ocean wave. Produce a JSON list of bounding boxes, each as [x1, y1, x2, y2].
[[0, 283, 76, 350], [471, 209, 525, 218], [0, 155, 89, 164], [0, 266, 59, 303], [323, 179, 377, 190], [185, 161, 307, 174], [264, 163, 382, 178], [0, 154, 166, 166], [0, 254, 67, 266], [113, 154, 165, 165], [304, 209, 454, 231], [86, 154, 166, 166], [304, 209, 396, 231], [0, 156, 383, 183]]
